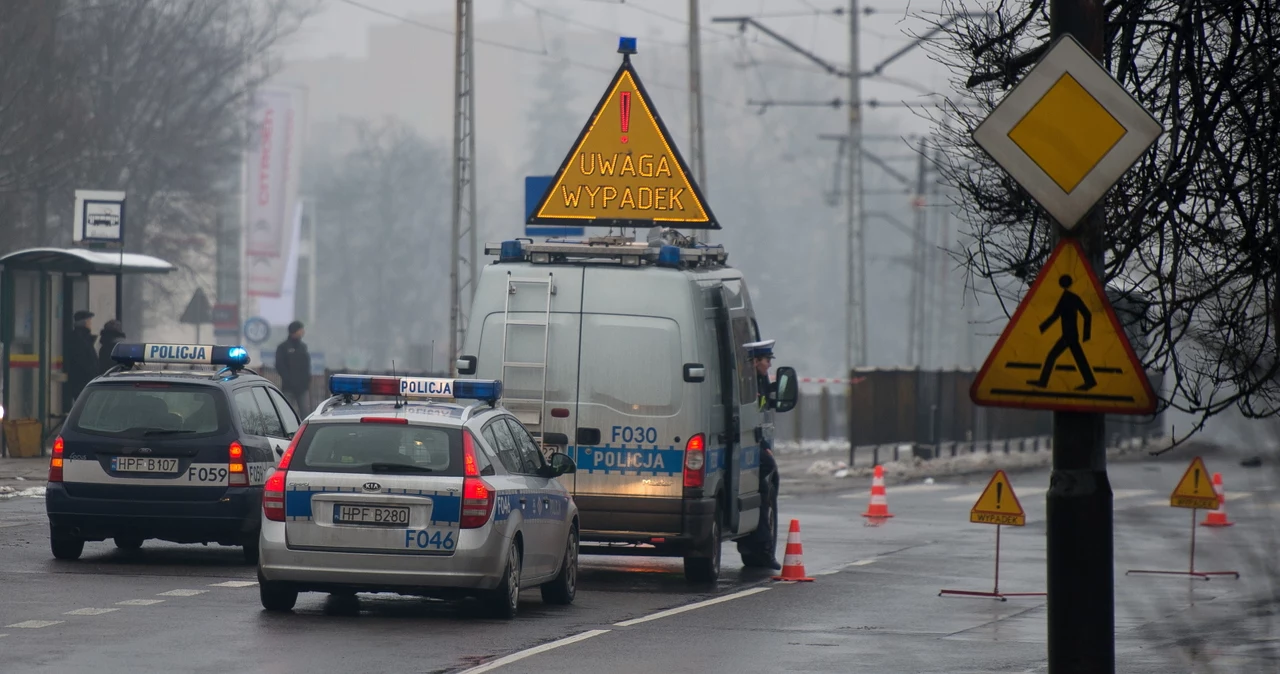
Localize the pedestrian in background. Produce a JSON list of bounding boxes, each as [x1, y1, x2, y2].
[[64, 310, 98, 407], [275, 320, 312, 415], [98, 319, 126, 374]]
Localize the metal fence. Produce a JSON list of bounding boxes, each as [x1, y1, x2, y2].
[[776, 368, 1165, 451]]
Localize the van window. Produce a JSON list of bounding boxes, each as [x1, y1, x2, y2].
[[580, 315, 682, 415], [731, 316, 759, 405]]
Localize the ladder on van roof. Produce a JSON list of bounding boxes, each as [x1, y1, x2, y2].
[[500, 271, 553, 438]]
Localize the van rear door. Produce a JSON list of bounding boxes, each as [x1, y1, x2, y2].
[[472, 266, 584, 489]]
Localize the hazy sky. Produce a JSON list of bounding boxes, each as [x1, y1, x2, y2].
[[285, 0, 961, 142]]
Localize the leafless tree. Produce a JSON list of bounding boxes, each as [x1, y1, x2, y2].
[[923, 0, 1280, 439]]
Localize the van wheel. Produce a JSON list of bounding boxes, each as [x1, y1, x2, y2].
[[259, 573, 298, 612], [51, 527, 84, 561], [114, 536, 144, 551], [683, 514, 721, 583], [541, 526, 578, 605], [485, 542, 521, 619]]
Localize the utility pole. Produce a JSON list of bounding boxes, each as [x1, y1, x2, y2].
[[908, 137, 927, 368], [846, 0, 865, 372], [449, 0, 478, 375], [688, 0, 708, 243], [1047, 1, 1112, 672]]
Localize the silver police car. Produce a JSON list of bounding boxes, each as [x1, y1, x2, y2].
[[257, 375, 579, 619]]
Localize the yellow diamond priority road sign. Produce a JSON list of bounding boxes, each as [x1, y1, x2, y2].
[[972, 34, 1162, 229]]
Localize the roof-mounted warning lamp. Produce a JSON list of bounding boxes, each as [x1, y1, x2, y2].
[[499, 240, 524, 263], [617, 36, 637, 55]]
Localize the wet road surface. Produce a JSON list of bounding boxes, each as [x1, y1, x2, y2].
[[1, 454, 1276, 673]]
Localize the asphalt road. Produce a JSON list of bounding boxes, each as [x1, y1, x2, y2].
[[1, 453, 1276, 673]]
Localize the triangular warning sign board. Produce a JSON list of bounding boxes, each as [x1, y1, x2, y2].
[[970, 239, 1156, 414], [970, 470, 1026, 526], [179, 287, 212, 325], [1170, 456, 1218, 509], [529, 57, 717, 229]]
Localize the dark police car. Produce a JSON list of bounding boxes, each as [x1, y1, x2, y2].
[[46, 343, 299, 563]]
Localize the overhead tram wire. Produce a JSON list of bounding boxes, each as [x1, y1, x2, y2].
[[337, 0, 546, 55]]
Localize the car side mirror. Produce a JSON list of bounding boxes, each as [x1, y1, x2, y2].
[[683, 363, 706, 383], [456, 355, 477, 375], [774, 366, 798, 414], [549, 452, 576, 476]]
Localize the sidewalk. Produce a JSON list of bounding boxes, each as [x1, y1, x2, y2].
[[0, 456, 49, 484]]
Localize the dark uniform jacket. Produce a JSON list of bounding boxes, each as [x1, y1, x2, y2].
[[274, 337, 311, 395], [98, 327, 126, 373], [65, 327, 99, 401]]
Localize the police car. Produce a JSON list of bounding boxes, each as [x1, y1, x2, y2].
[[256, 375, 579, 619], [46, 343, 297, 563]]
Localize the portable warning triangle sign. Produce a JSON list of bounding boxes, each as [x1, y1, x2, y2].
[[970, 239, 1156, 414], [970, 470, 1026, 526], [1170, 456, 1219, 510], [529, 50, 717, 229]]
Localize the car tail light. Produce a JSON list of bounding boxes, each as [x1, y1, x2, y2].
[[263, 424, 305, 522], [462, 430, 480, 477], [49, 436, 65, 483], [228, 441, 248, 487], [263, 470, 286, 522], [461, 477, 495, 529], [683, 433, 706, 489]]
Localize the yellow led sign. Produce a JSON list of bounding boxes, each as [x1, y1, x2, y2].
[[530, 61, 716, 229]]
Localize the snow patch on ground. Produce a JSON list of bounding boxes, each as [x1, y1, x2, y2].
[[0, 486, 46, 499]]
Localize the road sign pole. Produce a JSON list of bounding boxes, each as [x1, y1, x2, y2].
[[1047, 2, 1112, 673]]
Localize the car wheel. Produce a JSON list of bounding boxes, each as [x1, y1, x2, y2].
[[540, 526, 578, 605], [114, 536, 144, 551], [683, 511, 721, 583], [259, 573, 298, 612], [485, 542, 521, 620], [50, 527, 84, 561], [242, 535, 260, 565]]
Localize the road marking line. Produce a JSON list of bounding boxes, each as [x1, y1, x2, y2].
[[6, 620, 64, 629], [614, 587, 771, 627], [1113, 489, 1155, 500], [838, 484, 957, 498], [209, 581, 258, 588], [456, 629, 611, 674], [63, 608, 118, 616], [0, 634, 9, 638], [813, 558, 877, 576], [116, 599, 164, 606], [157, 589, 206, 597], [851, 558, 877, 566]]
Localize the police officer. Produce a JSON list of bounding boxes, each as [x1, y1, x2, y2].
[[65, 311, 99, 407], [739, 339, 781, 570], [274, 321, 312, 414]]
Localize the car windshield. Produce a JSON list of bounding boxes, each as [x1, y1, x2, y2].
[[72, 383, 226, 437], [293, 423, 461, 476]]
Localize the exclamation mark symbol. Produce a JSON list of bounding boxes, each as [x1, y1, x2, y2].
[[996, 482, 1003, 510], [1194, 469, 1200, 491], [619, 91, 631, 144]]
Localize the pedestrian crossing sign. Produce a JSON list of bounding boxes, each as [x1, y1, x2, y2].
[[970, 470, 1026, 526], [1169, 456, 1219, 510], [970, 238, 1156, 414]]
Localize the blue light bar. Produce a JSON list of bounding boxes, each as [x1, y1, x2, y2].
[[111, 343, 250, 368], [327, 375, 503, 403], [618, 36, 637, 54], [657, 245, 681, 268], [499, 240, 524, 262]]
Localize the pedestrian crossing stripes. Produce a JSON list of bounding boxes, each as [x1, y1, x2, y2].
[[157, 589, 207, 597], [63, 608, 118, 616], [209, 581, 258, 588], [6, 620, 63, 629], [117, 599, 165, 606]]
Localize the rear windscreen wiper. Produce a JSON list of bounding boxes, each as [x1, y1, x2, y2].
[[141, 429, 196, 436], [370, 462, 434, 473]]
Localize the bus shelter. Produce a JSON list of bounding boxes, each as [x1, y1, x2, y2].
[[1, 248, 174, 456]]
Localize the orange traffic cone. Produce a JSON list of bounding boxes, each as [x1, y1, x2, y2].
[[1200, 472, 1235, 527], [772, 519, 814, 582], [862, 465, 894, 519]]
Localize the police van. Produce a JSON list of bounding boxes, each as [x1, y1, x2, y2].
[[458, 231, 797, 582], [46, 343, 295, 563]]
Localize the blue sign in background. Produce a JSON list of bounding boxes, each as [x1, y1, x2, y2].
[[525, 175, 585, 237]]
